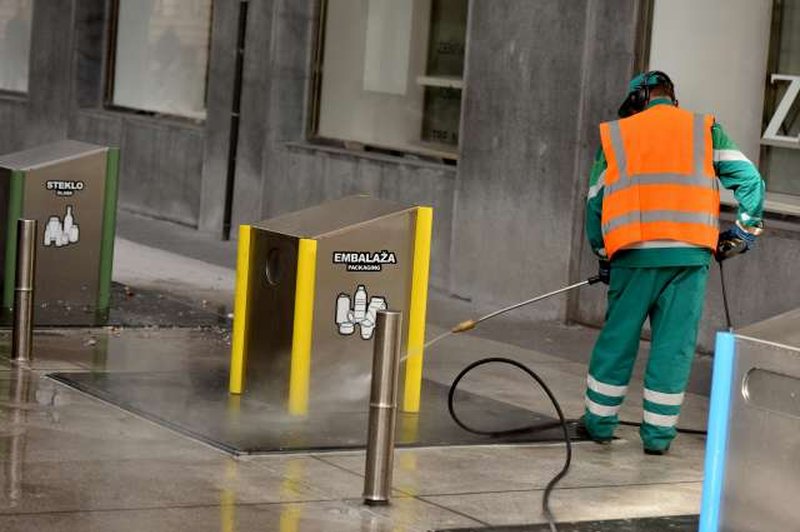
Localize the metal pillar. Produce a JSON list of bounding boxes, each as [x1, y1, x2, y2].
[[363, 310, 403, 506], [12, 219, 36, 365]]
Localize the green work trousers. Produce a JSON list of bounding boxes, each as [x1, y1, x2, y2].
[[583, 264, 709, 451]]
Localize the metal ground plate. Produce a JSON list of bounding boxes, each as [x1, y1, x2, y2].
[[49, 372, 583, 455]]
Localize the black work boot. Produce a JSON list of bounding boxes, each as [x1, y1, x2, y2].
[[574, 418, 612, 445], [643, 445, 670, 456]]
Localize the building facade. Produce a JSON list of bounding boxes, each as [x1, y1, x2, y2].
[[0, 0, 798, 350]]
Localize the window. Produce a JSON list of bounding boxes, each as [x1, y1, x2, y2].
[[109, 0, 213, 120], [312, 0, 468, 160], [0, 0, 33, 94], [760, 0, 800, 196]]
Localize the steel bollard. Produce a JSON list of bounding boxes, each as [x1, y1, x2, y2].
[[363, 310, 403, 506], [12, 219, 37, 365]]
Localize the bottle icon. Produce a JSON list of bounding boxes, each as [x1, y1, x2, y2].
[[336, 293, 354, 335], [360, 297, 387, 340], [352, 285, 368, 322], [42, 205, 80, 247], [65, 206, 79, 243], [333, 286, 388, 341], [63, 206, 73, 232]]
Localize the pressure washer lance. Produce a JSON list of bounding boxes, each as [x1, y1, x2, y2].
[[434, 254, 735, 342], [419, 276, 604, 353], [448, 276, 603, 337]]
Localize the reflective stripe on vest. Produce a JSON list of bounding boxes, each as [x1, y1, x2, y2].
[[599, 109, 719, 258], [603, 210, 717, 234]]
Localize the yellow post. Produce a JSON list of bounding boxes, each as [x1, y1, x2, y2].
[[288, 238, 318, 416], [229, 225, 253, 394], [403, 207, 433, 413]]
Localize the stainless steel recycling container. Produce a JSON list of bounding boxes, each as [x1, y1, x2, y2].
[[0, 140, 119, 325], [228, 196, 433, 415]]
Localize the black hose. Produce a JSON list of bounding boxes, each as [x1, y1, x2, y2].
[[442, 273, 717, 529], [447, 358, 709, 532], [617, 419, 707, 435], [448, 357, 571, 532]]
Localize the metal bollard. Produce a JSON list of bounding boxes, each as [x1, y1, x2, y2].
[[363, 310, 403, 506], [12, 219, 37, 365]]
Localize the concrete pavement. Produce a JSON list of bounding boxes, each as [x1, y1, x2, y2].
[[0, 212, 709, 530]]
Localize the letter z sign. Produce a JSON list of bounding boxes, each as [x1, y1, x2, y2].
[[762, 74, 800, 150]]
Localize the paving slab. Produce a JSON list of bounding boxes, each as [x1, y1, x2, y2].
[[0, 371, 212, 464], [424, 481, 702, 527], [316, 428, 705, 497], [0, 497, 481, 532], [436, 514, 698, 531]]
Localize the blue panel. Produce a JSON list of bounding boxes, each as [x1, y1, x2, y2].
[[699, 332, 737, 532]]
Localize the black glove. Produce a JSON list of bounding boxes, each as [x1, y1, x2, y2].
[[598, 259, 610, 285], [716, 223, 758, 262]]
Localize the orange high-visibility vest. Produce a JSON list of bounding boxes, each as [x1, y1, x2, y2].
[[599, 105, 719, 259]]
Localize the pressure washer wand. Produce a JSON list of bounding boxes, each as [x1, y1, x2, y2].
[[717, 260, 734, 332], [450, 276, 603, 334]]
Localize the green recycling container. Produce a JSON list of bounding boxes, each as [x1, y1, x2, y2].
[[0, 140, 119, 325]]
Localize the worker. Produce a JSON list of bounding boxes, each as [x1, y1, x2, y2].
[[580, 71, 765, 454]]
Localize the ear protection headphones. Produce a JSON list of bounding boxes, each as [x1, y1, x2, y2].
[[617, 70, 677, 118]]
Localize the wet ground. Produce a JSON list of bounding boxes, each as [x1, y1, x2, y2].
[[0, 223, 709, 530], [106, 282, 232, 328], [0, 281, 230, 329], [6, 315, 584, 454], [0, 317, 706, 531], [51, 370, 581, 453]]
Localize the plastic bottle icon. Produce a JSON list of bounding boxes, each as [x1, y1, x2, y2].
[[43, 216, 61, 247], [336, 293, 354, 335], [360, 297, 387, 340], [334, 286, 388, 340], [42, 206, 79, 247], [352, 285, 368, 322]]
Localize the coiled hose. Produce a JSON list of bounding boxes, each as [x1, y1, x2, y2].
[[447, 357, 708, 532], [448, 357, 571, 532], [440, 272, 717, 531]]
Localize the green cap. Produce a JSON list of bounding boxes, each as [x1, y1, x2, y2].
[[628, 72, 663, 93]]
